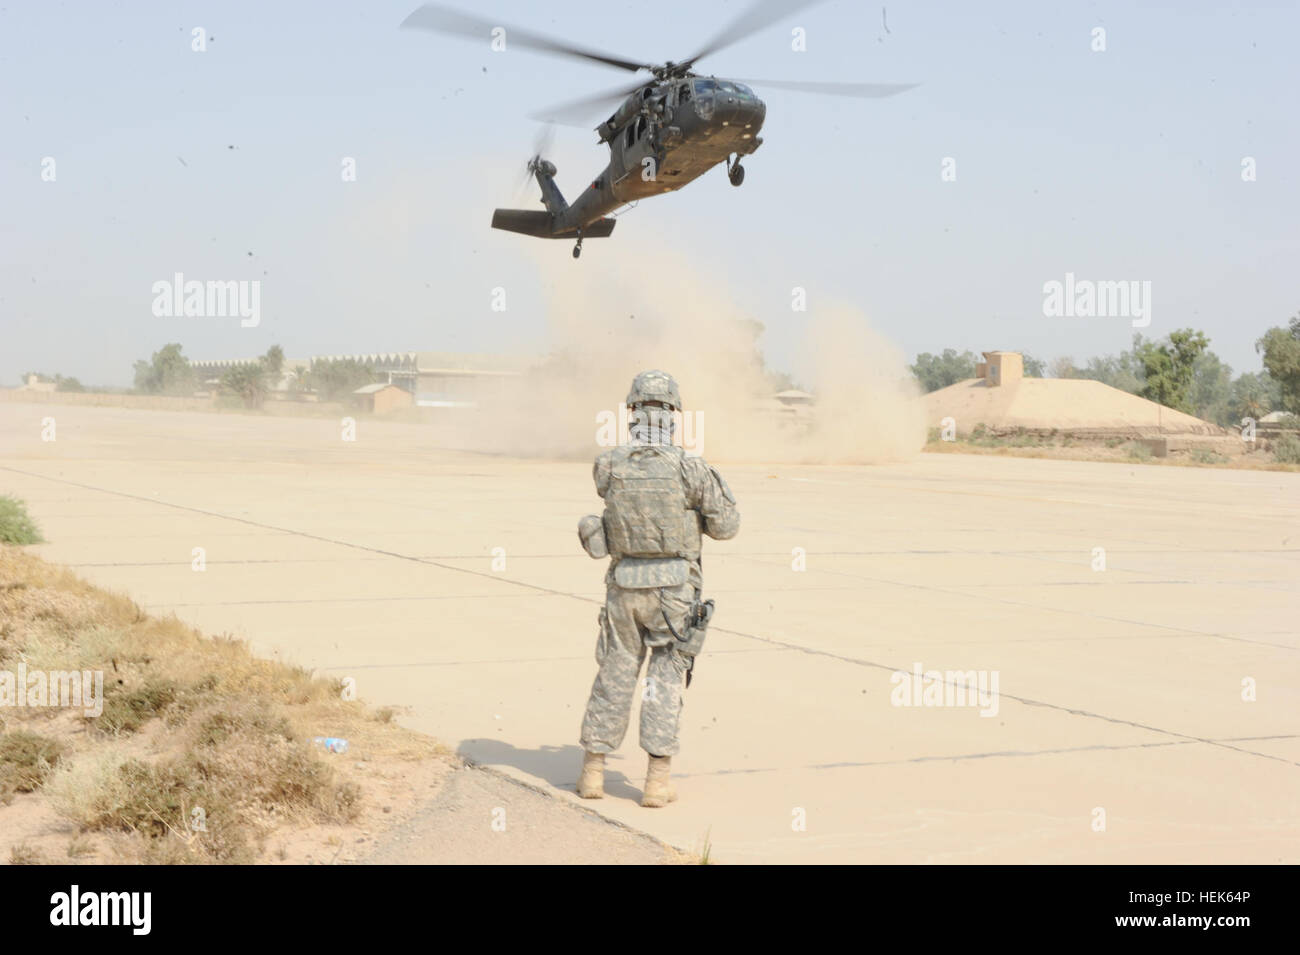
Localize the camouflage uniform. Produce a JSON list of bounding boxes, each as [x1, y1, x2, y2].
[[579, 417, 740, 758]]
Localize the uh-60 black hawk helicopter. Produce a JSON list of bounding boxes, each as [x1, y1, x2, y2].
[[401, 0, 915, 258]]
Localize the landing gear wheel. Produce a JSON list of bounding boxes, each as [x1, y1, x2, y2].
[[572, 244, 581, 259], [729, 162, 745, 187]]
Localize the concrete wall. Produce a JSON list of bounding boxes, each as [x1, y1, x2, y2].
[[0, 389, 216, 411], [0, 389, 347, 418]]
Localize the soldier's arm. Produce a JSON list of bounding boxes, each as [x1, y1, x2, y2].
[[684, 456, 740, 540], [593, 451, 613, 499]]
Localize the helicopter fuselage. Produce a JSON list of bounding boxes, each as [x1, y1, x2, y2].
[[416, 0, 913, 253], [552, 76, 766, 235]]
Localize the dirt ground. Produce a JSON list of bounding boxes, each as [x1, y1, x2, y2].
[[2, 737, 679, 865], [924, 435, 1297, 470], [0, 544, 680, 866]]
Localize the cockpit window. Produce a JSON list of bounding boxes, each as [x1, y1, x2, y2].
[[694, 78, 717, 95], [734, 83, 754, 97], [678, 83, 691, 103], [717, 81, 736, 93]]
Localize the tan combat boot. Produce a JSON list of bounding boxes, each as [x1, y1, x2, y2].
[[577, 751, 605, 799], [640, 755, 677, 808]]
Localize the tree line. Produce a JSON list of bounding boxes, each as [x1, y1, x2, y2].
[[129, 343, 384, 407], [910, 314, 1300, 427]]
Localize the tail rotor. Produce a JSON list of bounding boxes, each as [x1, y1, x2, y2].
[[515, 123, 556, 193]]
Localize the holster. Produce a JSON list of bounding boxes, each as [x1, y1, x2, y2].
[[673, 597, 714, 659]]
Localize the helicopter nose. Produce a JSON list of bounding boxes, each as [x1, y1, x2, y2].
[[714, 93, 765, 138]]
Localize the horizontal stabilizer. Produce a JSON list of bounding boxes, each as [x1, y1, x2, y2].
[[566, 218, 616, 239], [491, 210, 616, 239], [491, 209, 555, 237]]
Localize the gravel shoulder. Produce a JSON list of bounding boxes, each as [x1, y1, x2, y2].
[[361, 764, 686, 865]]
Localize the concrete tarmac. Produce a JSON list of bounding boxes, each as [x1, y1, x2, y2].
[[2, 403, 1297, 863]]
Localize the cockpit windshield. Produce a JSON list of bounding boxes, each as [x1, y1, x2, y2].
[[696, 79, 754, 98]]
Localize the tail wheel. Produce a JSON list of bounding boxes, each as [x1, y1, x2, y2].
[[729, 162, 745, 187]]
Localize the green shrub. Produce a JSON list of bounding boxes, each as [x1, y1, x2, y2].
[[94, 680, 180, 736], [0, 496, 43, 545], [1126, 442, 1153, 461], [0, 731, 65, 799], [1272, 432, 1300, 464]]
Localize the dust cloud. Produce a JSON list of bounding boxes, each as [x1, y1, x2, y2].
[[449, 243, 925, 464]]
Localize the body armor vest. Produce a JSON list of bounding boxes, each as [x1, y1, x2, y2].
[[602, 445, 702, 561]]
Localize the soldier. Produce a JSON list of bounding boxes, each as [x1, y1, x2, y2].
[[575, 370, 740, 807]]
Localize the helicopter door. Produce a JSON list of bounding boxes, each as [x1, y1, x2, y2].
[[620, 114, 656, 184]]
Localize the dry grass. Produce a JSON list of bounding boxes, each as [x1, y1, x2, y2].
[[924, 433, 1300, 471], [8, 842, 43, 865], [0, 731, 65, 801], [0, 544, 442, 864]]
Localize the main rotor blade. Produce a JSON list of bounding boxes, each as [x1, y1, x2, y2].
[[529, 80, 645, 127], [401, 4, 650, 73], [734, 78, 919, 98], [683, 0, 831, 68]]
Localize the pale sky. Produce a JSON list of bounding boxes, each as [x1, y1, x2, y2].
[[3, 0, 1297, 387]]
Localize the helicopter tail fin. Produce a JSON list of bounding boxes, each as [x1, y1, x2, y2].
[[491, 210, 616, 240], [491, 209, 558, 237]]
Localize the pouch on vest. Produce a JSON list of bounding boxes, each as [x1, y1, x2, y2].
[[613, 556, 689, 589], [577, 514, 607, 559]]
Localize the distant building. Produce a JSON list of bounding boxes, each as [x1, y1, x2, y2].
[[763, 388, 815, 421], [409, 351, 538, 408], [353, 382, 414, 414], [774, 389, 815, 407], [973, 351, 1023, 387], [190, 351, 541, 408], [16, 374, 57, 393], [188, 357, 310, 397], [924, 350, 1224, 436], [308, 351, 541, 407]]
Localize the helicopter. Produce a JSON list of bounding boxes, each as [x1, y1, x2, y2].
[[401, 0, 916, 258]]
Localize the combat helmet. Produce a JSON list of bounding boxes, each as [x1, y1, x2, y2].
[[626, 370, 681, 411]]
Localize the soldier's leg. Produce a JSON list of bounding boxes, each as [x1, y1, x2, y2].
[[637, 583, 693, 758], [641, 643, 688, 756], [579, 590, 646, 754]]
